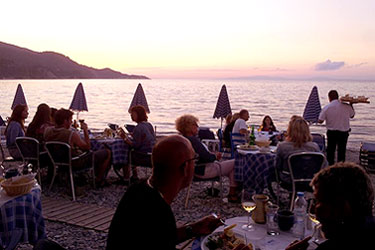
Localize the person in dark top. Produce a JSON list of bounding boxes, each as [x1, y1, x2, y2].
[[5, 104, 28, 159], [222, 112, 240, 148], [106, 135, 222, 250], [118, 105, 156, 182], [260, 115, 277, 132], [175, 115, 239, 202], [286, 162, 375, 250]]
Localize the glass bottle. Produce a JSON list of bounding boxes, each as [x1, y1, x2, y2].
[[249, 125, 256, 146]]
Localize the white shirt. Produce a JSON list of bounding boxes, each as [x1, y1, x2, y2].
[[232, 118, 247, 134], [319, 99, 355, 131]]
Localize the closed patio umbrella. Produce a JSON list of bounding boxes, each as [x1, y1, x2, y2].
[[69, 82, 88, 120], [303, 86, 321, 124], [11, 84, 27, 110], [128, 83, 150, 113], [213, 84, 232, 129]]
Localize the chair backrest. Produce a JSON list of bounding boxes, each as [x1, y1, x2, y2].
[[125, 124, 135, 133], [288, 152, 325, 182], [15, 137, 40, 163], [360, 142, 375, 173], [45, 141, 72, 167], [230, 132, 246, 158], [287, 151, 326, 210], [129, 150, 152, 168], [198, 128, 215, 140], [0, 116, 5, 126], [311, 133, 326, 152]]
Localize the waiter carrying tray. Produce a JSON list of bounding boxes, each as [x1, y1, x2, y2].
[[318, 90, 355, 165]]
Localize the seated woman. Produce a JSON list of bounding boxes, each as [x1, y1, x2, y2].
[[222, 113, 240, 149], [260, 115, 277, 132], [175, 114, 239, 202], [26, 103, 53, 144], [119, 105, 156, 181], [275, 115, 320, 184], [5, 104, 28, 159]]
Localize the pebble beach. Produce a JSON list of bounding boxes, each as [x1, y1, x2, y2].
[[14, 148, 365, 250]]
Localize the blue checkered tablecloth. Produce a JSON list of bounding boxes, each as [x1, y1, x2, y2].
[[91, 138, 129, 165], [234, 151, 276, 193], [0, 188, 46, 247]]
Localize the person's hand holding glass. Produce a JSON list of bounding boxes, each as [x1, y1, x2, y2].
[[241, 189, 256, 231]]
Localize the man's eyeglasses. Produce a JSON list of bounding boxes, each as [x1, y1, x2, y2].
[[180, 154, 199, 168]]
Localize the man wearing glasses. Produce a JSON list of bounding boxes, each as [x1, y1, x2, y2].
[[106, 135, 222, 250]]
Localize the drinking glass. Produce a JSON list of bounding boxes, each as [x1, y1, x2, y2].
[[241, 189, 257, 231], [308, 199, 324, 245]]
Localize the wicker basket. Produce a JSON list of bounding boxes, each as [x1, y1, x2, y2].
[[1, 178, 36, 196], [255, 140, 271, 147]]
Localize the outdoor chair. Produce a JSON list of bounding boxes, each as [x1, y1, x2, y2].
[[311, 133, 326, 152], [124, 124, 135, 134], [229, 132, 246, 159], [15, 137, 43, 186], [198, 127, 215, 141], [45, 141, 95, 201], [1, 138, 18, 170], [277, 152, 326, 210], [185, 161, 223, 208], [129, 149, 153, 179], [0, 116, 5, 126], [359, 142, 375, 174]]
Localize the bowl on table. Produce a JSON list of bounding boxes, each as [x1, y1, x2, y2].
[[1, 175, 36, 196], [255, 140, 271, 148]]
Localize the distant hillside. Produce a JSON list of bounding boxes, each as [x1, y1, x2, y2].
[[0, 41, 149, 79]]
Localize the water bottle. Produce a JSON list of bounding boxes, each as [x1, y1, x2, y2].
[[293, 192, 307, 239]]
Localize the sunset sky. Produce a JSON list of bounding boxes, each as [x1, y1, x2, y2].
[[1, 0, 374, 80]]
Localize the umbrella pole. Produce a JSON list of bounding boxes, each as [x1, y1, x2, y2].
[[221, 118, 223, 130]]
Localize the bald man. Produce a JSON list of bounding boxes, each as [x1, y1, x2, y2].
[[106, 135, 222, 250]]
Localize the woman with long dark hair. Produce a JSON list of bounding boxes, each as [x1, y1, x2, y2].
[[5, 104, 29, 159], [26, 103, 53, 143]]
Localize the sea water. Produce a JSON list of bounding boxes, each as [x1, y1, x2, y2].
[[1, 79, 374, 149]]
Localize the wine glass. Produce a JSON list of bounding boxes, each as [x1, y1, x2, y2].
[[308, 199, 324, 245], [241, 189, 257, 231]]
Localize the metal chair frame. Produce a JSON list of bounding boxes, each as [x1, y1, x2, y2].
[[185, 161, 223, 208], [285, 151, 326, 210], [359, 142, 375, 174], [311, 133, 326, 152], [45, 141, 95, 201], [1, 141, 17, 169], [15, 137, 42, 186], [128, 149, 153, 180], [229, 132, 246, 159]]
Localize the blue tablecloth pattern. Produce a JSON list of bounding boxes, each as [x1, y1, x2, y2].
[[234, 151, 276, 193], [0, 188, 45, 246], [91, 139, 129, 165]]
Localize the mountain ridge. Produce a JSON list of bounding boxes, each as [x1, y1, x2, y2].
[[0, 41, 149, 79]]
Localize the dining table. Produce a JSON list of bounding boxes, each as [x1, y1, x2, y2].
[[192, 216, 317, 250], [234, 146, 277, 193], [90, 137, 130, 166], [0, 184, 46, 248]]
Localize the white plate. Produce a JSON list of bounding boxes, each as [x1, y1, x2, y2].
[[237, 145, 259, 151], [201, 231, 249, 250]]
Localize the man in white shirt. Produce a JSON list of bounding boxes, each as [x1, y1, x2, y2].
[[318, 90, 355, 165], [232, 109, 249, 135]]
